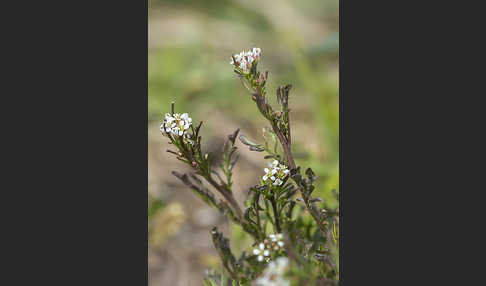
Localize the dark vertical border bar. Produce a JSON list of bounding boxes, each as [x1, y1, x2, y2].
[[339, 0, 475, 284], [340, 0, 406, 284], [14, 0, 151, 284], [6, 0, 150, 281]]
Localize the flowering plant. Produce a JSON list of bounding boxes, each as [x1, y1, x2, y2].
[[162, 48, 339, 285]]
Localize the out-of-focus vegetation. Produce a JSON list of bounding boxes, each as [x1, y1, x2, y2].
[[148, 0, 338, 284]]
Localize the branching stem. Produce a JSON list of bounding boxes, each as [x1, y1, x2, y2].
[[254, 88, 328, 236], [206, 176, 244, 221]]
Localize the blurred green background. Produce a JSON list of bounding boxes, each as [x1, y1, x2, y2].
[[148, 0, 338, 284]]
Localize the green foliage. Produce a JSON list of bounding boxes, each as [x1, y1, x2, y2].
[[161, 49, 338, 284]]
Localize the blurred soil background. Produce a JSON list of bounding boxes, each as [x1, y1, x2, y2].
[[148, 0, 339, 285]]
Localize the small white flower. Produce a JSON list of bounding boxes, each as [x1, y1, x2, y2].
[[262, 175, 268, 181], [267, 233, 285, 253], [253, 242, 268, 262], [230, 47, 262, 73], [161, 112, 193, 138], [252, 47, 262, 58], [252, 234, 286, 266], [165, 113, 174, 123], [262, 160, 289, 186]]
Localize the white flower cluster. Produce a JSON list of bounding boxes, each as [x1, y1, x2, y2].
[[253, 233, 285, 262], [269, 233, 285, 249], [230, 47, 262, 73], [253, 242, 270, 262], [262, 160, 289, 186], [160, 113, 192, 138], [255, 257, 290, 286]]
